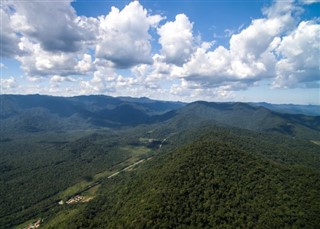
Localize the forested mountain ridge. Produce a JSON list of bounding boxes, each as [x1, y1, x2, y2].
[[1, 95, 319, 140], [0, 94, 184, 134], [251, 102, 320, 116], [0, 94, 184, 117], [67, 128, 320, 228], [1, 95, 320, 228], [164, 101, 320, 140]]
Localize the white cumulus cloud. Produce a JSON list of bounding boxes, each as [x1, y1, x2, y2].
[[8, 0, 90, 53], [274, 20, 320, 88], [50, 75, 76, 83], [163, 0, 310, 90], [95, 1, 163, 68], [17, 37, 94, 78], [299, 0, 320, 5], [157, 14, 194, 65], [1, 0, 319, 99], [0, 6, 21, 57], [1, 77, 17, 90]]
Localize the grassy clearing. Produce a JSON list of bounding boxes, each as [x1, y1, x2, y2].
[[43, 208, 81, 229], [18, 145, 153, 228], [94, 170, 114, 180], [82, 184, 101, 197], [139, 137, 149, 143], [43, 185, 100, 228], [311, 140, 320, 146], [58, 146, 150, 199], [58, 180, 92, 199], [14, 218, 39, 229], [120, 145, 151, 157]]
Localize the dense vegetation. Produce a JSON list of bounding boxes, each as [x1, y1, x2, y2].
[[167, 101, 320, 140], [0, 127, 160, 228], [1, 95, 319, 139], [251, 102, 320, 116], [68, 129, 320, 228], [0, 94, 184, 134], [0, 95, 319, 228]]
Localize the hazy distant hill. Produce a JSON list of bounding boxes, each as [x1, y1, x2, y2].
[[0, 94, 184, 117], [1, 95, 320, 228], [1, 95, 319, 140], [166, 101, 320, 140], [0, 94, 184, 134], [251, 102, 320, 116]]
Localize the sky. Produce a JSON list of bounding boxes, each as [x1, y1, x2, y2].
[[1, 0, 319, 104]]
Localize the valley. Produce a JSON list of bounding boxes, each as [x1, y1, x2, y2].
[[1, 125, 168, 228], [2, 0, 319, 228], [0, 95, 319, 228], [16, 144, 155, 229]]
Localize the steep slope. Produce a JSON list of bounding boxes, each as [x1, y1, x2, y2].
[[0, 94, 184, 134], [1, 95, 319, 228], [97, 104, 151, 126], [251, 102, 320, 116], [166, 101, 320, 140], [0, 127, 156, 228], [1, 95, 318, 139], [0, 94, 184, 117], [67, 129, 320, 228]]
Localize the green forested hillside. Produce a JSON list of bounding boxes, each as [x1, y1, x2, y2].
[[1, 95, 320, 228], [0, 94, 184, 134], [1, 95, 319, 140], [169, 101, 320, 140], [65, 129, 320, 228], [0, 127, 157, 228], [251, 102, 320, 116]]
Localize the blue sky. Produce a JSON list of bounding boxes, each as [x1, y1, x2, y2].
[[1, 0, 319, 104]]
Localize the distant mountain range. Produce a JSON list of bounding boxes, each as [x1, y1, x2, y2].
[[1, 94, 319, 140], [1, 94, 319, 228], [250, 102, 320, 116], [0, 94, 183, 133], [166, 101, 320, 140]]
